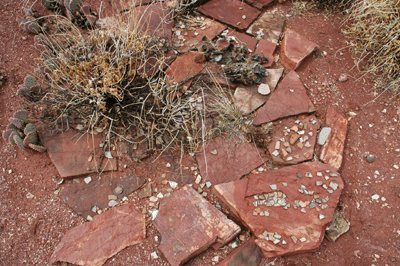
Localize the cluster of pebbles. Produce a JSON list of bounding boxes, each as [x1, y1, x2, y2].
[[271, 117, 319, 162]]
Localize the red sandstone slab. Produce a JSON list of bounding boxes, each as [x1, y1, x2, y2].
[[173, 18, 226, 53], [281, 29, 318, 70], [60, 175, 146, 219], [246, 0, 275, 9], [50, 203, 146, 266], [213, 161, 344, 258], [154, 185, 241, 266], [226, 29, 258, 52], [200, 64, 237, 90], [253, 71, 315, 125], [234, 68, 284, 114], [246, 8, 285, 44], [268, 115, 320, 166], [165, 51, 204, 88], [39, 129, 117, 178], [255, 39, 277, 68], [134, 2, 174, 40], [217, 237, 263, 266], [198, 0, 261, 31], [320, 107, 348, 169], [195, 136, 265, 185]]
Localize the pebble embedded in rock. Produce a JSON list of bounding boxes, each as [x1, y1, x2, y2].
[[371, 194, 379, 200], [206, 181, 212, 188], [151, 251, 159, 259], [114, 186, 123, 195], [366, 154, 375, 163], [318, 127, 331, 146], [258, 83, 271, 95], [84, 176, 92, 184], [26, 192, 35, 199]]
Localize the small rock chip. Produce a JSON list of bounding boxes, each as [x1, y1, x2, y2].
[[108, 200, 118, 207], [299, 237, 307, 242], [291, 236, 298, 243], [309, 202, 316, 209], [366, 154, 375, 163], [289, 134, 300, 145], [108, 195, 117, 200], [272, 150, 279, 157], [269, 184, 277, 190], [87, 215, 93, 221], [275, 141, 281, 150], [338, 74, 348, 82], [26, 192, 35, 199], [84, 176, 92, 184], [206, 181, 212, 188], [210, 149, 218, 155], [169, 181, 178, 189], [195, 175, 202, 184], [151, 251, 159, 259], [297, 173, 303, 179], [371, 194, 379, 200], [258, 83, 271, 95], [319, 213, 326, 220], [318, 127, 331, 146], [329, 182, 339, 191]]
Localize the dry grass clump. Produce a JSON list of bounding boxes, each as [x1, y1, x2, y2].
[[343, 0, 400, 91], [33, 11, 249, 154], [34, 13, 201, 152]]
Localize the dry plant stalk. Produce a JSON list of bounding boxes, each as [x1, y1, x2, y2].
[[343, 0, 400, 91]]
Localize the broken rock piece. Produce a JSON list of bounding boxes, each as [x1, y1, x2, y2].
[[195, 136, 265, 185], [320, 107, 348, 169], [154, 185, 241, 266], [213, 161, 344, 258], [246, 8, 285, 44], [253, 71, 315, 125], [50, 203, 146, 266], [281, 29, 318, 70], [217, 237, 263, 266], [325, 210, 350, 242]]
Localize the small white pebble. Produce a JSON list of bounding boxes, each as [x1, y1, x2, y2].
[[371, 194, 379, 200], [84, 176, 92, 184]]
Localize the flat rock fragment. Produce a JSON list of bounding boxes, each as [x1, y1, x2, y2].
[[60, 175, 146, 218], [198, 0, 261, 30], [320, 107, 348, 169], [217, 237, 263, 266], [226, 30, 258, 51], [281, 29, 318, 70], [165, 51, 204, 88], [38, 129, 117, 178], [246, 8, 285, 44], [325, 210, 350, 242], [267, 115, 320, 165], [154, 185, 241, 266], [195, 136, 265, 185], [233, 68, 284, 114], [253, 71, 315, 125], [213, 161, 344, 258], [50, 203, 146, 266]]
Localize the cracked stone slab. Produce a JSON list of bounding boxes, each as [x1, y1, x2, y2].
[[173, 18, 227, 53], [320, 107, 348, 169], [198, 0, 261, 30], [195, 136, 265, 185], [253, 71, 315, 125], [154, 185, 241, 266], [59, 175, 146, 219], [280, 29, 318, 70], [213, 161, 344, 258], [50, 203, 146, 266], [217, 237, 263, 266], [268, 115, 320, 165], [246, 8, 285, 44], [234, 68, 284, 114], [38, 129, 117, 178]]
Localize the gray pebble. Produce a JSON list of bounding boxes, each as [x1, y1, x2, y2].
[[366, 154, 376, 163], [318, 127, 331, 145]]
